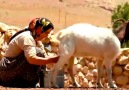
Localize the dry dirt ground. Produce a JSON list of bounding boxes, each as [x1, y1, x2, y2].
[[0, 0, 128, 31], [0, 0, 129, 90]]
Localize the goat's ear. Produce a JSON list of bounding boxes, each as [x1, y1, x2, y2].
[[49, 35, 59, 46]]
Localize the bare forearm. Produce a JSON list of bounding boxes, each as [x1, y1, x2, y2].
[[27, 55, 59, 65]]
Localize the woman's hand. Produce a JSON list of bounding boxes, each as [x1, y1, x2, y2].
[[46, 55, 60, 63]]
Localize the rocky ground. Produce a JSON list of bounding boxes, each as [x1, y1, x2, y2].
[[0, 0, 129, 90]]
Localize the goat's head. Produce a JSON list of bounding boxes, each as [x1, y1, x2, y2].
[[41, 29, 67, 54], [113, 19, 129, 45], [41, 34, 60, 53]]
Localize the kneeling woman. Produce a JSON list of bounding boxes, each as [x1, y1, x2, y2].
[[0, 18, 59, 87]]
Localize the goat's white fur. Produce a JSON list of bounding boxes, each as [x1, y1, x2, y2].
[[50, 23, 121, 88]]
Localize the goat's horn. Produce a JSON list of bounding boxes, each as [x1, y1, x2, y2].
[[113, 19, 128, 34], [113, 18, 126, 26]]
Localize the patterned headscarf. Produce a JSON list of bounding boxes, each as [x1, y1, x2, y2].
[[28, 18, 54, 38]]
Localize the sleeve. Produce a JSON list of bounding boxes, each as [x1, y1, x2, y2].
[[23, 45, 37, 59], [18, 35, 36, 49], [17, 35, 37, 58]]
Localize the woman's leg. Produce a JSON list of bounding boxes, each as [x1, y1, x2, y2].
[[0, 47, 45, 88]]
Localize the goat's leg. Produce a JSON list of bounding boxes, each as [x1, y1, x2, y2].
[[51, 56, 70, 88], [67, 57, 80, 87], [104, 59, 117, 88], [96, 59, 103, 88]]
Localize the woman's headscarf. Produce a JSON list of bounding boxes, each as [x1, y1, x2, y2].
[[28, 18, 54, 38]]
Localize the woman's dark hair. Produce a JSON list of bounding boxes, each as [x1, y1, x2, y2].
[[35, 18, 54, 32], [28, 18, 54, 38]]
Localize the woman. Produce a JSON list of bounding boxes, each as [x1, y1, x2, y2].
[[0, 17, 59, 87]]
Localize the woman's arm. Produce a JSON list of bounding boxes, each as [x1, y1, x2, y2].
[[24, 45, 59, 65], [27, 55, 59, 65]]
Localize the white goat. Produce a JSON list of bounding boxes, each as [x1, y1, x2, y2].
[[50, 23, 121, 88]]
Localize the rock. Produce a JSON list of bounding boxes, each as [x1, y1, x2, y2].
[[85, 72, 94, 81], [81, 78, 88, 87], [78, 71, 85, 79], [116, 75, 129, 85], [88, 62, 95, 69], [123, 70, 129, 77], [124, 63, 129, 70], [113, 65, 123, 76], [117, 55, 128, 65], [76, 64, 83, 72], [82, 66, 88, 74], [92, 69, 98, 77]]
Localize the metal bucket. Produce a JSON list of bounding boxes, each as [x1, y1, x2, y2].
[[44, 70, 64, 88]]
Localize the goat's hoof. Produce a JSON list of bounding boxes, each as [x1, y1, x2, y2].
[[110, 85, 117, 88], [51, 81, 59, 88], [51, 84, 59, 88], [96, 83, 103, 88], [109, 83, 117, 88], [35, 83, 40, 88], [72, 83, 81, 88], [76, 84, 81, 87]]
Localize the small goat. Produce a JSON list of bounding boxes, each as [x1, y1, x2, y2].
[[50, 23, 121, 88]]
